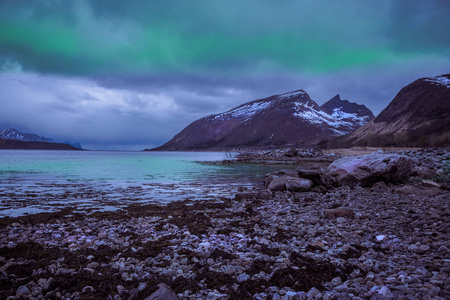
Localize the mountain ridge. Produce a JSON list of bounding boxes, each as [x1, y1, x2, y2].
[[0, 128, 83, 150], [0, 128, 55, 143]]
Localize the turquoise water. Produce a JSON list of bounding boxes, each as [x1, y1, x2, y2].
[[0, 150, 275, 183], [0, 150, 296, 217]]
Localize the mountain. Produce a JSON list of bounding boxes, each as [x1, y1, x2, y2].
[[153, 90, 374, 150], [0, 128, 55, 143], [326, 74, 450, 148], [0, 128, 82, 150]]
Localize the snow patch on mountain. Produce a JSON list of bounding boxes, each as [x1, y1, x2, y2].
[[424, 76, 450, 88], [278, 90, 306, 99], [211, 100, 273, 122], [293, 102, 369, 133]]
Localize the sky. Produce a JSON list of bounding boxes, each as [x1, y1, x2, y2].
[[0, 0, 449, 150]]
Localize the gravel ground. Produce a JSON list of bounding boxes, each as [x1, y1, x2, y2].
[[1, 181, 449, 299], [1, 148, 449, 299]]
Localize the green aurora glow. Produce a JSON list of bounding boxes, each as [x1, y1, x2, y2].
[[1, 0, 449, 76]]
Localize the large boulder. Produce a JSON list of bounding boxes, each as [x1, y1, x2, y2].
[[326, 154, 414, 187]]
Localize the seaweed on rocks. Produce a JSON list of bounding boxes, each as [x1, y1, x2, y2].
[[269, 252, 348, 292]]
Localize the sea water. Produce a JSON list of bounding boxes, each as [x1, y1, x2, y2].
[[0, 150, 287, 216], [0, 150, 283, 182]]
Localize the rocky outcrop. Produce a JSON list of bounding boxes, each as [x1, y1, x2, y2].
[[327, 74, 450, 148], [154, 91, 374, 150], [325, 153, 415, 187]]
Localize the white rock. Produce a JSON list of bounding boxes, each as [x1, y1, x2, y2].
[[376, 235, 386, 242], [237, 273, 250, 282]]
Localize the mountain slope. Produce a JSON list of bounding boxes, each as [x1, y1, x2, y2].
[[154, 90, 374, 150], [327, 74, 450, 148]]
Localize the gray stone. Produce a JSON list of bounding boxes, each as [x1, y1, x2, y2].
[[267, 176, 290, 191], [144, 283, 179, 300], [37, 277, 53, 290], [421, 179, 440, 188], [378, 286, 394, 298], [86, 262, 99, 269], [285, 177, 313, 192], [237, 273, 250, 282], [412, 166, 436, 178], [336, 217, 346, 224], [394, 185, 442, 196], [235, 192, 254, 200], [296, 166, 325, 186], [16, 285, 30, 295], [307, 287, 319, 297], [259, 189, 273, 199], [82, 286, 95, 293], [370, 181, 389, 193], [267, 176, 313, 192], [331, 276, 342, 286]]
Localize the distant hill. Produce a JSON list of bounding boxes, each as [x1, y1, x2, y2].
[[0, 138, 81, 150], [326, 74, 450, 148], [0, 128, 82, 150], [153, 90, 374, 150]]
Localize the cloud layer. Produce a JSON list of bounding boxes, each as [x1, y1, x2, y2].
[[0, 0, 449, 149]]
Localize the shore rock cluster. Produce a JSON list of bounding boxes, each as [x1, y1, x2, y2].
[[0, 148, 449, 299], [231, 148, 337, 165]]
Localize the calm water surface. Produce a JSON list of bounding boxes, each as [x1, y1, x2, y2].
[[0, 150, 290, 217], [0, 150, 277, 183]]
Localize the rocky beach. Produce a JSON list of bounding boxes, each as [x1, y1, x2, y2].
[[1, 148, 449, 299]]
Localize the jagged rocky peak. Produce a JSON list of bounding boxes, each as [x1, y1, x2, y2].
[[154, 89, 374, 150], [0, 128, 55, 143], [320, 94, 375, 119]]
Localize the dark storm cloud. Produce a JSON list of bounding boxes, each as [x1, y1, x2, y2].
[[387, 0, 450, 52]]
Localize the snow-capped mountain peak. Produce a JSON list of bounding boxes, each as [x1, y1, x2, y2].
[[156, 89, 374, 150]]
